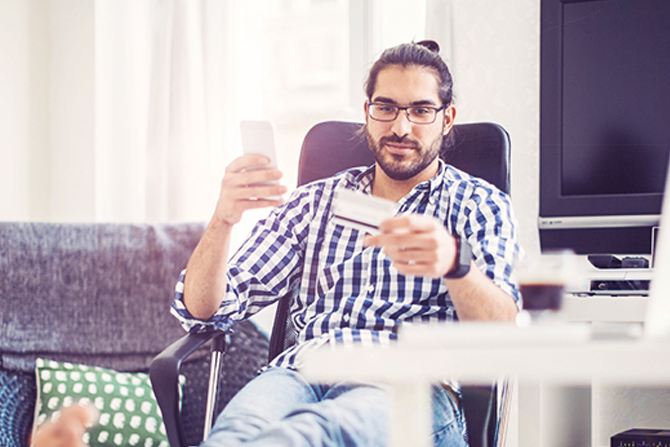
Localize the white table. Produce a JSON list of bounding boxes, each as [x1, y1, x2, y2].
[[301, 322, 670, 447]]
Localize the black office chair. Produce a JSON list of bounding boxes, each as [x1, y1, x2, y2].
[[151, 120, 512, 447]]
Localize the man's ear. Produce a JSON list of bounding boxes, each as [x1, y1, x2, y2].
[[364, 100, 370, 124], [443, 104, 457, 135]]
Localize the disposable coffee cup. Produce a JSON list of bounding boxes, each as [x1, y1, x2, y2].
[[515, 250, 575, 325]]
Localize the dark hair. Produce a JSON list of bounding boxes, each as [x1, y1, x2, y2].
[[364, 40, 454, 107]]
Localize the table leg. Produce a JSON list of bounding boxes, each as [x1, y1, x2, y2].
[[387, 381, 432, 447]]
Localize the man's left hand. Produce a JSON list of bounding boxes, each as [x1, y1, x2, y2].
[[363, 214, 457, 278]]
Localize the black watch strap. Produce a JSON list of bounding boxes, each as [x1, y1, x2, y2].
[[444, 236, 472, 279]]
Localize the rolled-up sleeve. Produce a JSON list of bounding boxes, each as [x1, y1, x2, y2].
[[170, 189, 312, 333], [463, 185, 521, 306]]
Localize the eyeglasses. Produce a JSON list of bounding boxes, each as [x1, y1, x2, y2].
[[367, 103, 447, 124]]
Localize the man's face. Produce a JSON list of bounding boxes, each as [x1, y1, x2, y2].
[[365, 65, 456, 182]]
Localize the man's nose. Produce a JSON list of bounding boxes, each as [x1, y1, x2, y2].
[[391, 109, 412, 137]]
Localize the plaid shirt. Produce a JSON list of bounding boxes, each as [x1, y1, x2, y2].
[[172, 160, 521, 370]]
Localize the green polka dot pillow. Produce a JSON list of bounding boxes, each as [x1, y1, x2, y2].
[[34, 358, 184, 447]]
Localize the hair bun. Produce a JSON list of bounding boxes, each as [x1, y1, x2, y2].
[[416, 40, 440, 53]]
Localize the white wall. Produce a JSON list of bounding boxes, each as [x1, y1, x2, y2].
[[448, 0, 541, 256]]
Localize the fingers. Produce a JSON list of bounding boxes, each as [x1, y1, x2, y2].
[[364, 215, 439, 248], [230, 155, 286, 198], [363, 214, 455, 278], [31, 404, 98, 447], [229, 169, 282, 189], [380, 241, 441, 278], [60, 403, 98, 429], [224, 155, 284, 197], [385, 244, 438, 264], [226, 180, 287, 201], [214, 155, 287, 225], [378, 214, 436, 234], [226, 154, 272, 173]]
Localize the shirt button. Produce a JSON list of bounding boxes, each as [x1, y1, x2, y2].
[[342, 314, 350, 323], [367, 284, 375, 293]]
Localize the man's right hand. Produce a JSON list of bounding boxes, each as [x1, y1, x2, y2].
[[184, 154, 286, 320], [213, 154, 287, 226]]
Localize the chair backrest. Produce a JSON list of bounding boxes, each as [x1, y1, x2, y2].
[[269, 120, 511, 447]]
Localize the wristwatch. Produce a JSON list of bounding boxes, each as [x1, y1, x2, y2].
[[444, 236, 472, 279]]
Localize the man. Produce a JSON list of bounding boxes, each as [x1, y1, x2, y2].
[[172, 40, 521, 447]]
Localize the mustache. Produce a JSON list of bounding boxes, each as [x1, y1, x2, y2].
[[379, 135, 420, 150]]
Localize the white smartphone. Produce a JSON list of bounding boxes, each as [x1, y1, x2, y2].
[[240, 120, 280, 200]]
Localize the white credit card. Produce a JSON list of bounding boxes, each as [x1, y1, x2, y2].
[[332, 189, 395, 235]]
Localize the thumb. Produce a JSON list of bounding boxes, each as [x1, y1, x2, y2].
[[60, 403, 99, 429]]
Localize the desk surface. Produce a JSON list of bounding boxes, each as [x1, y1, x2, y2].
[[302, 322, 670, 386]]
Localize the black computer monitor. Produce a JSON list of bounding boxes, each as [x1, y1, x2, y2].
[[539, 0, 670, 255]]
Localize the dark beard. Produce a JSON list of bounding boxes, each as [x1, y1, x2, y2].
[[366, 131, 443, 181]]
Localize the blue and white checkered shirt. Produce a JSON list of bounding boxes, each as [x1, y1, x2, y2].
[[172, 160, 521, 370]]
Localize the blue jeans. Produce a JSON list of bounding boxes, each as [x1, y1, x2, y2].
[[203, 367, 468, 447]]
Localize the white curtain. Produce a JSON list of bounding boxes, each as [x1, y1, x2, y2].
[[94, 0, 227, 223]]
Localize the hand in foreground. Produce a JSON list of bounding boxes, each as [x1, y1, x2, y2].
[[31, 404, 98, 447], [363, 214, 458, 278], [214, 155, 288, 226]]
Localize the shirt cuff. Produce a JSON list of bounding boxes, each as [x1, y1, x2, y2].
[[171, 269, 234, 333]]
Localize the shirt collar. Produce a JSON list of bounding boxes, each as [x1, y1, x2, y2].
[[353, 159, 446, 203], [354, 164, 376, 194]]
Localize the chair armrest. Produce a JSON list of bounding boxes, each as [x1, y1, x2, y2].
[[150, 331, 225, 447]]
